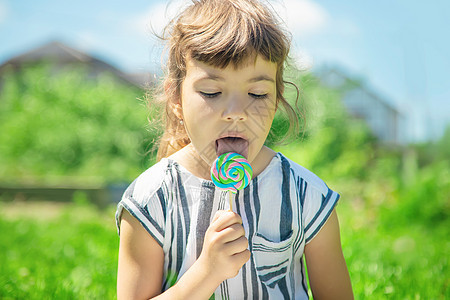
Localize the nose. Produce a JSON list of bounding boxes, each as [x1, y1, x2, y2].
[[222, 95, 248, 122]]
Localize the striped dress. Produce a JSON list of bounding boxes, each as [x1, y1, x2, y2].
[[115, 152, 340, 299]]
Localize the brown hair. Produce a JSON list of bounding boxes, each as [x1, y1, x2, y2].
[[149, 0, 302, 162]]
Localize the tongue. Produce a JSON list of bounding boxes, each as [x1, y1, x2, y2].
[[216, 137, 249, 159]]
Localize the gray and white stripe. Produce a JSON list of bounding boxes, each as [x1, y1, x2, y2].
[[116, 152, 339, 299]]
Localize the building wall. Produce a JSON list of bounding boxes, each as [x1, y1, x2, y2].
[[343, 88, 398, 144]]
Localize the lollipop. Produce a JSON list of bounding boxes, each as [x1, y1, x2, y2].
[[211, 152, 253, 211]]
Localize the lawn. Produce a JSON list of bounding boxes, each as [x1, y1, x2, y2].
[[0, 198, 448, 299], [0, 201, 118, 299], [337, 200, 448, 299]]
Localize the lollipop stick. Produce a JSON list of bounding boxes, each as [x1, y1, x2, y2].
[[229, 191, 233, 212]]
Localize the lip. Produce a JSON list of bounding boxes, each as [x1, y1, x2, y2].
[[217, 132, 249, 141]]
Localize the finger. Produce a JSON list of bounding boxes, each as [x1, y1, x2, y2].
[[214, 211, 243, 232], [231, 248, 251, 267], [224, 235, 249, 255], [218, 223, 246, 243], [209, 210, 240, 232], [211, 210, 228, 224]]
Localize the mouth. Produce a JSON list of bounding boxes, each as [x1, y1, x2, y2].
[[215, 136, 249, 159]]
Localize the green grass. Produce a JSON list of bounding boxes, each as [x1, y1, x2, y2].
[[337, 200, 448, 299], [0, 198, 448, 299], [0, 202, 118, 299]]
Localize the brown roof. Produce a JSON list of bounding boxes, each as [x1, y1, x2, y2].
[[0, 40, 153, 88]]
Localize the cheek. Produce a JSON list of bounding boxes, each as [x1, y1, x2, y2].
[[181, 91, 201, 121], [182, 100, 216, 140], [247, 101, 276, 131]]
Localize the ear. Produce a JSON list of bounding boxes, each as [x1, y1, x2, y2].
[[165, 80, 184, 120], [170, 101, 183, 120]]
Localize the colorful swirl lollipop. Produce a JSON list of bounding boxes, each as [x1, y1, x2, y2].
[[211, 152, 253, 210]]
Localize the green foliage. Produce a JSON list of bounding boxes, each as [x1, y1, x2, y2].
[[0, 63, 157, 184], [381, 159, 450, 228], [0, 204, 118, 299], [272, 66, 449, 298], [1, 62, 448, 298], [1, 197, 448, 299], [272, 67, 376, 179], [338, 201, 449, 299], [412, 125, 450, 167]]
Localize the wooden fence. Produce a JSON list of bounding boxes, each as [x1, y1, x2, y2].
[[0, 184, 127, 208]]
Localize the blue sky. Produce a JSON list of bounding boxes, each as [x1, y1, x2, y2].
[[1, 0, 449, 142]]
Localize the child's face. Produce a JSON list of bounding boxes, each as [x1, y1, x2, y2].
[[177, 54, 277, 167]]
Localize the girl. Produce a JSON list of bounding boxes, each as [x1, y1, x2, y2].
[[116, 0, 353, 299]]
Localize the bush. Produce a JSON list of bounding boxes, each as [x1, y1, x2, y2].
[[0, 63, 158, 184]]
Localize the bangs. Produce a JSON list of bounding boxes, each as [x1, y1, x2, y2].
[[155, 0, 301, 161], [175, 0, 289, 69]]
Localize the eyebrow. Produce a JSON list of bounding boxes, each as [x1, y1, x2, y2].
[[248, 75, 275, 83], [195, 73, 275, 83]]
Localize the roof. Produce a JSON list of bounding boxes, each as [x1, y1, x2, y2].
[[316, 66, 400, 115], [0, 40, 152, 88]]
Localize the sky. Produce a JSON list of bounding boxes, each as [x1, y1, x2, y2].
[[0, 0, 449, 142]]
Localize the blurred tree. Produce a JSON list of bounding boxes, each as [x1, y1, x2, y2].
[[271, 65, 449, 230], [0, 63, 159, 185], [269, 66, 376, 180]]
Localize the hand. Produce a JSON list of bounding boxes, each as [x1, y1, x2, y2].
[[197, 210, 251, 283]]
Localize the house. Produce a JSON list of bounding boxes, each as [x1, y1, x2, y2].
[[0, 42, 403, 145], [0, 40, 153, 89], [317, 67, 403, 145]]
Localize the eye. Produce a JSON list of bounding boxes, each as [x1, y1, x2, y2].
[[249, 93, 268, 99], [200, 91, 221, 98]]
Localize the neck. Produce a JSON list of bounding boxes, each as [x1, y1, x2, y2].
[[171, 143, 212, 181]]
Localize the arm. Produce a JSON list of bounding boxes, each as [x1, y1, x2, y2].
[[304, 209, 353, 300], [117, 209, 250, 300], [117, 209, 165, 299]]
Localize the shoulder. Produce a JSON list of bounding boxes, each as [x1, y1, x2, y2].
[[116, 158, 173, 246], [122, 158, 173, 205], [276, 153, 340, 243], [277, 152, 330, 195]]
